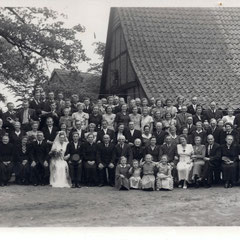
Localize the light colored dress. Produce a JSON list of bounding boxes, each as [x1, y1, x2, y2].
[[50, 140, 71, 188], [141, 115, 153, 132], [72, 111, 89, 130], [164, 106, 178, 117], [141, 162, 155, 190], [192, 145, 206, 179], [222, 115, 235, 125], [156, 163, 173, 190], [102, 113, 116, 130], [177, 144, 194, 182], [129, 167, 142, 189], [129, 113, 141, 131]]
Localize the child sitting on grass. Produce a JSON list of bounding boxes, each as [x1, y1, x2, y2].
[[156, 155, 173, 191], [129, 159, 142, 189], [141, 154, 156, 191], [115, 156, 130, 190]]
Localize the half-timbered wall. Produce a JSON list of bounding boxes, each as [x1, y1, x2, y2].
[[103, 10, 146, 100]]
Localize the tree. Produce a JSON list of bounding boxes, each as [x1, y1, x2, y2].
[[88, 41, 105, 75], [0, 7, 89, 100]]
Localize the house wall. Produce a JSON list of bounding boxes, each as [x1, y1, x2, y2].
[[103, 10, 146, 100]]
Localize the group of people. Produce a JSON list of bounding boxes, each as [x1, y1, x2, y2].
[[0, 88, 240, 190]]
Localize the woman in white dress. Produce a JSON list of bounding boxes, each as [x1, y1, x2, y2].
[[176, 134, 194, 189], [49, 131, 71, 188]]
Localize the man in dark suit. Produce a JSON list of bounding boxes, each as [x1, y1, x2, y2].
[[176, 105, 192, 134], [152, 122, 168, 146], [96, 120, 114, 143], [83, 97, 93, 114], [2, 102, 18, 132], [68, 120, 86, 143], [97, 134, 115, 187], [124, 121, 142, 146], [187, 96, 198, 115], [41, 117, 58, 146], [182, 116, 197, 135], [40, 91, 51, 112], [159, 135, 178, 184], [29, 91, 42, 116], [203, 101, 223, 122], [114, 136, 133, 164], [29, 131, 50, 186], [65, 132, 83, 188], [206, 118, 221, 144], [9, 121, 25, 146], [40, 102, 60, 129], [17, 100, 38, 131], [201, 134, 221, 187]]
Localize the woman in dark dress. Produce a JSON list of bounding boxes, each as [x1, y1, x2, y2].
[[221, 135, 238, 188], [14, 136, 31, 185], [143, 137, 160, 162], [0, 135, 14, 186], [82, 133, 98, 186]]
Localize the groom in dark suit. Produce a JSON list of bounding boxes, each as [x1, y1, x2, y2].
[[29, 131, 50, 186], [65, 132, 83, 188]]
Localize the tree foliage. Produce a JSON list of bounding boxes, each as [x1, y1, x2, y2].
[[88, 41, 105, 75], [0, 7, 89, 100]]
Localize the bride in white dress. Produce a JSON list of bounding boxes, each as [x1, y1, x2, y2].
[[49, 131, 71, 188]]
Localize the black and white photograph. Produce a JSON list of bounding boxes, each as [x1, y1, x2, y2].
[[1, 0, 240, 237]]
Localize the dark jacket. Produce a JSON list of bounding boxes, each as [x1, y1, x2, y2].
[[42, 126, 58, 142], [82, 142, 98, 162], [65, 141, 83, 162], [114, 143, 133, 164], [124, 129, 142, 145], [96, 129, 115, 143], [96, 142, 115, 165], [29, 140, 50, 164]]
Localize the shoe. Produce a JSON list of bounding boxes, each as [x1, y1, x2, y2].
[[71, 184, 76, 188], [98, 184, 104, 187], [224, 183, 229, 188], [109, 183, 114, 187], [204, 184, 211, 188], [0, 183, 4, 187], [76, 184, 81, 188], [229, 183, 233, 188], [41, 183, 45, 186], [33, 183, 38, 186], [195, 182, 200, 188]]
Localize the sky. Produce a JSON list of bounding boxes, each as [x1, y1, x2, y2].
[[1, 0, 240, 107]]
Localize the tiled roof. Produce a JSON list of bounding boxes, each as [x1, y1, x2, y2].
[[117, 7, 240, 109], [50, 69, 101, 99], [52, 69, 100, 83]]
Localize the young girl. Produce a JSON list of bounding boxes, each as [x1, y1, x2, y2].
[[156, 155, 174, 191], [115, 156, 130, 190], [129, 159, 142, 189], [141, 154, 156, 191]]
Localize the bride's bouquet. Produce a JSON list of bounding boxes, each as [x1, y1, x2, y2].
[[49, 149, 63, 160]]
